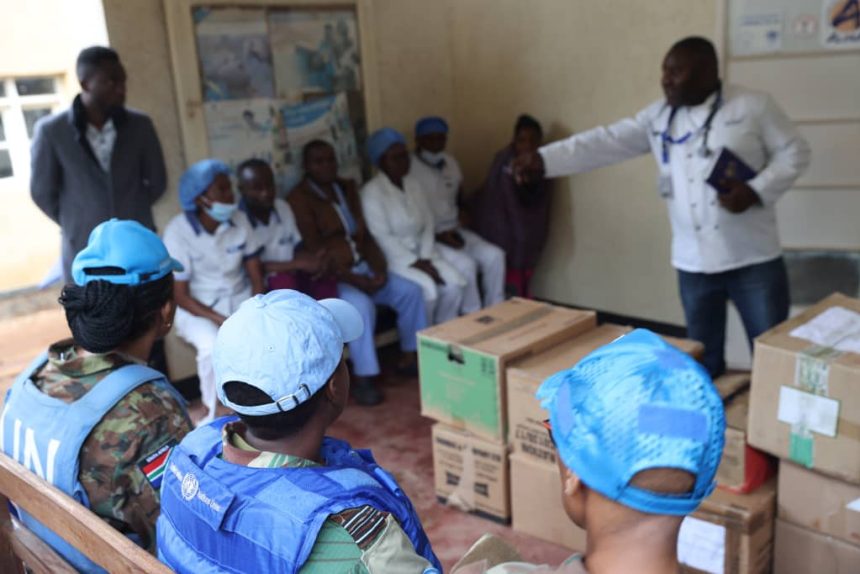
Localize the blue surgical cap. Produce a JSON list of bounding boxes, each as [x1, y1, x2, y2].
[[415, 116, 449, 137], [537, 329, 725, 516], [179, 159, 231, 211], [367, 128, 406, 166]]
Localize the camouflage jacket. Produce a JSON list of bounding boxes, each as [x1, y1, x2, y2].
[[33, 339, 192, 553]]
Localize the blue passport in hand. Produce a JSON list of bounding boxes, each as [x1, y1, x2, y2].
[[706, 148, 757, 195]]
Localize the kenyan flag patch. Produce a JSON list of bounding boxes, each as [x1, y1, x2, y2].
[[138, 440, 177, 491]]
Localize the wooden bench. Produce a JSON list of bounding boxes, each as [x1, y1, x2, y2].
[[0, 451, 171, 573]]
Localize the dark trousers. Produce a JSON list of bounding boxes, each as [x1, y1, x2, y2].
[[678, 257, 790, 378]]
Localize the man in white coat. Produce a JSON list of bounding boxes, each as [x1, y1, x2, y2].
[[515, 36, 810, 377], [409, 116, 506, 313], [361, 128, 466, 325]]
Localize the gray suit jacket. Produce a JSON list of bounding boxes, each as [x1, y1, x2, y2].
[[30, 96, 167, 281]]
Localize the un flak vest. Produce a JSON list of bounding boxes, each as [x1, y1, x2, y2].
[[1, 350, 188, 573], [157, 417, 442, 573]]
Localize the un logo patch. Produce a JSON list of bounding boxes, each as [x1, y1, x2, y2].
[[181, 472, 199, 502]]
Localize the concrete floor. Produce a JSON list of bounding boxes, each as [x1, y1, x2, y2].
[[0, 308, 575, 571]]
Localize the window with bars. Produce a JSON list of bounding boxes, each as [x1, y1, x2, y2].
[[0, 76, 64, 181]]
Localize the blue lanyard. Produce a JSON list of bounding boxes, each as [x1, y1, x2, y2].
[[660, 87, 723, 164], [309, 180, 358, 236]]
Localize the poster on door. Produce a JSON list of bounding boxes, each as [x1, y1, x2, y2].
[[269, 10, 362, 102], [280, 93, 361, 191], [821, 0, 860, 49], [195, 8, 276, 101]]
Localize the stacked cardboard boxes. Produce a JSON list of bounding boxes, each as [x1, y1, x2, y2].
[[747, 293, 860, 573], [420, 298, 597, 521]]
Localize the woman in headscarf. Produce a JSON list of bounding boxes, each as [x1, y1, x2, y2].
[[471, 115, 552, 298], [162, 159, 265, 423]]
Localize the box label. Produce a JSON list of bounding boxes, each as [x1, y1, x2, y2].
[[789, 306, 860, 354], [678, 516, 725, 574], [795, 345, 842, 395], [778, 386, 840, 438], [420, 340, 502, 439]]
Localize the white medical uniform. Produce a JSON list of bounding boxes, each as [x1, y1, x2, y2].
[[235, 199, 302, 266], [411, 152, 505, 310], [162, 213, 261, 422], [361, 172, 465, 324], [538, 85, 810, 274]]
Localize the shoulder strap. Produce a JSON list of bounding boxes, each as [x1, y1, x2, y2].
[[14, 351, 49, 387], [68, 364, 168, 419]]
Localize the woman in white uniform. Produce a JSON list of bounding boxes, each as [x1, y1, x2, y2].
[[162, 159, 265, 423], [361, 128, 465, 324]]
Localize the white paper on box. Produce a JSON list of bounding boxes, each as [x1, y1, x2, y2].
[[777, 386, 840, 438], [790, 306, 860, 354], [677, 516, 725, 574], [847, 498, 860, 513]]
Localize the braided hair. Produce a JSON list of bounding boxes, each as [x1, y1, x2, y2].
[[59, 272, 174, 354]]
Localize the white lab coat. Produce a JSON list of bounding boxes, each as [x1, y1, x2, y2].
[[361, 171, 465, 323], [411, 153, 506, 309], [539, 85, 810, 274]]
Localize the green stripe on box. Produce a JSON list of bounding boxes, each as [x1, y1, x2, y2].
[[789, 431, 814, 468]]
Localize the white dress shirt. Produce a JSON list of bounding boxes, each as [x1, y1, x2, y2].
[[85, 118, 117, 172], [539, 85, 811, 274], [409, 152, 464, 232]]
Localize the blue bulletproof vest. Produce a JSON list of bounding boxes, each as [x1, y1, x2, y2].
[[157, 417, 442, 573], [1, 350, 189, 573]]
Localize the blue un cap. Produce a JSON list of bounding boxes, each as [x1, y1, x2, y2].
[[71, 219, 183, 286], [214, 290, 364, 416], [537, 329, 725, 516]]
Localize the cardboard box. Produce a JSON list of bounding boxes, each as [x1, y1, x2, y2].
[[777, 460, 860, 547], [749, 293, 860, 483], [432, 423, 510, 522], [664, 334, 705, 361], [718, 390, 776, 494], [419, 298, 596, 441], [679, 479, 776, 574], [507, 324, 629, 462], [506, 323, 705, 463], [510, 454, 586, 551], [773, 519, 860, 574]]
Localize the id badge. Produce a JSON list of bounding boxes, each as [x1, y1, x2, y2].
[[658, 172, 674, 199]]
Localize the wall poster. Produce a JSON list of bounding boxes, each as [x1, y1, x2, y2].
[[194, 6, 366, 196]]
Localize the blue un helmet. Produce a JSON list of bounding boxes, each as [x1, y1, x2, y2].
[[537, 329, 725, 515]]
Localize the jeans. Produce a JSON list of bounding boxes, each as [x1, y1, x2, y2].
[[337, 267, 427, 377], [678, 257, 790, 377]]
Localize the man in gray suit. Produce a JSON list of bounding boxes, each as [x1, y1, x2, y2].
[[31, 46, 167, 282]]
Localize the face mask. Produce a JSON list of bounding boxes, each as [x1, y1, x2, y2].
[[205, 200, 238, 223], [419, 150, 445, 166]]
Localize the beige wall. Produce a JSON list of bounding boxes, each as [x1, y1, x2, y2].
[[0, 0, 106, 290], [102, 0, 186, 230], [369, 0, 717, 324], [101, 0, 718, 326]]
